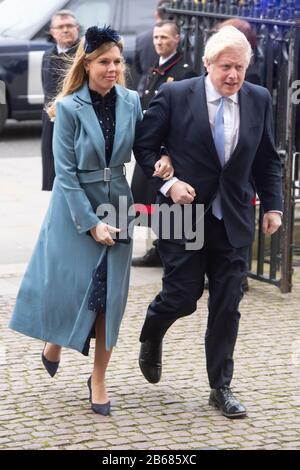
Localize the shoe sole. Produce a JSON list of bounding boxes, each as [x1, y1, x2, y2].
[[138, 359, 161, 384], [208, 398, 247, 419]]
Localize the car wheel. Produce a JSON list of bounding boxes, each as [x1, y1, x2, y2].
[[0, 103, 8, 134]]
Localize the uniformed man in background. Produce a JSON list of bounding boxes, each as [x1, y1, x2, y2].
[[131, 20, 196, 267]]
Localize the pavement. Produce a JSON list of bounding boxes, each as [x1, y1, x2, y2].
[[1, 154, 300, 450]]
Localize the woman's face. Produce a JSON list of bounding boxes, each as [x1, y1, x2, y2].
[[85, 45, 123, 95]]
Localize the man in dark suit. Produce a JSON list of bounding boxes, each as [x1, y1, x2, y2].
[[41, 9, 80, 191], [134, 26, 283, 418], [132, 20, 196, 267]]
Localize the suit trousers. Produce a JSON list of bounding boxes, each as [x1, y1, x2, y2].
[[139, 211, 249, 388]]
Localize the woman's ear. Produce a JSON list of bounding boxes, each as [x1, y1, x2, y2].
[[83, 60, 89, 74]]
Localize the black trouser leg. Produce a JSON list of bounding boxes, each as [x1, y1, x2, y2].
[[139, 240, 206, 343], [204, 214, 249, 389]]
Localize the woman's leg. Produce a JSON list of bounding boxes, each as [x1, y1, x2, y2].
[[43, 343, 61, 362], [91, 312, 112, 404]]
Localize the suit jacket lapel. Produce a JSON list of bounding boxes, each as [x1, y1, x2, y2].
[[73, 83, 106, 166], [187, 76, 221, 168], [225, 83, 255, 167]]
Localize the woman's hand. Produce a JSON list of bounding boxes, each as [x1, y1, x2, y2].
[[153, 154, 174, 181], [90, 222, 120, 246]]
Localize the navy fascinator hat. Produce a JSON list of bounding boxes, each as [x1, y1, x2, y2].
[[84, 25, 121, 53]]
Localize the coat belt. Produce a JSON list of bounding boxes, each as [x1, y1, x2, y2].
[[77, 165, 126, 183]]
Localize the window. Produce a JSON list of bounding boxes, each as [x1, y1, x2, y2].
[[66, 0, 111, 32], [121, 0, 157, 34], [0, 0, 66, 38]]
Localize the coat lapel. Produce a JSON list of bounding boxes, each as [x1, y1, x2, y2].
[[187, 76, 221, 168], [73, 83, 106, 166], [110, 85, 134, 164], [73, 83, 134, 167]]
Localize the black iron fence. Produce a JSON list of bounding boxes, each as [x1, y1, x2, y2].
[[162, 0, 300, 292]]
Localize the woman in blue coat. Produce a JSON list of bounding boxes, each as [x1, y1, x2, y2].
[[9, 26, 173, 415]]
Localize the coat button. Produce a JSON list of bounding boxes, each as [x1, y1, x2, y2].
[[76, 224, 81, 230]]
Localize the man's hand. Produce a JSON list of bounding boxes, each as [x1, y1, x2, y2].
[[262, 212, 282, 235], [153, 154, 174, 181], [169, 180, 196, 204]]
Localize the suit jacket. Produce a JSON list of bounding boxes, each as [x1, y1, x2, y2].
[[140, 51, 196, 111], [10, 83, 143, 353], [134, 29, 158, 95], [134, 75, 283, 248], [42, 42, 79, 105]]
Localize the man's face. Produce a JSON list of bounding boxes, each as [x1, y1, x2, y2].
[[153, 24, 180, 59], [206, 47, 248, 96], [50, 15, 80, 49]]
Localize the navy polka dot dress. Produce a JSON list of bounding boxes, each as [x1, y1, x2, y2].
[[87, 87, 116, 314]]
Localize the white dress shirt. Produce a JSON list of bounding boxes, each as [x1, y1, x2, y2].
[[159, 52, 177, 66], [56, 45, 70, 53], [205, 74, 239, 162], [161, 75, 240, 196]]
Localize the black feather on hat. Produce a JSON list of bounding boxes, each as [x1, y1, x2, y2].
[[84, 25, 121, 53]]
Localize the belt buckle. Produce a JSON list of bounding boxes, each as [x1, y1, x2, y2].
[[103, 167, 111, 182]]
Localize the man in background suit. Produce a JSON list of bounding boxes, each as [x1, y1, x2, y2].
[[41, 9, 80, 191], [134, 26, 283, 418]]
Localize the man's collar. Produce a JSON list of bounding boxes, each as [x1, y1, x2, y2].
[[205, 75, 238, 103], [56, 40, 79, 54], [159, 51, 177, 66], [56, 45, 69, 54]]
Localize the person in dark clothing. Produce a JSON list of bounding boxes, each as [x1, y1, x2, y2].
[[215, 18, 262, 292], [134, 0, 169, 95], [41, 9, 80, 191], [132, 20, 196, 267], [134, 26, 283, 418]]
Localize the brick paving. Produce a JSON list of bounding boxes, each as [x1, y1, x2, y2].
[[1, 269, 300, 450]]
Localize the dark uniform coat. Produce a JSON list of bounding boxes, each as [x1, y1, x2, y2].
[[134, 29, 158, 96], [131, 51, 196, 214], [41, 42, 79, 191]]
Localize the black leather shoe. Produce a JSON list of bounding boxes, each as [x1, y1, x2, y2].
[[132, 247, 162, 267], [41, 346, 60, 378], [139, 340, 162, 384], [87, 376, 111, 416], [209, 386, 247, 418]]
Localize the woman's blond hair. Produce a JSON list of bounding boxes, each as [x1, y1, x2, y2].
[[47, 37, 125, 119]]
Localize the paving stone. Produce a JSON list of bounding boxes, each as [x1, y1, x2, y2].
[[1, 270, 300, 450]]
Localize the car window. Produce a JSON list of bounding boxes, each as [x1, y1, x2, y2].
[[65, 0, 112, 32], [121, 0, 157, 34], [0, 0, 66, 38]]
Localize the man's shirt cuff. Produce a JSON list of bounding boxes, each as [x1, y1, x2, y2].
[[160, 177, 179, 197]]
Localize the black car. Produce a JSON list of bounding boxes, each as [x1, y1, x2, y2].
[[0, 0, 157, 134]]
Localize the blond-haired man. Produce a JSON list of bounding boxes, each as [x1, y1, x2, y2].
[[134, 26, 283, 418]]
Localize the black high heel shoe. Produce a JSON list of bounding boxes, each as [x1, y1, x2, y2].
[[87, 376, 111, 416], [41, 345, 60, 378]]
